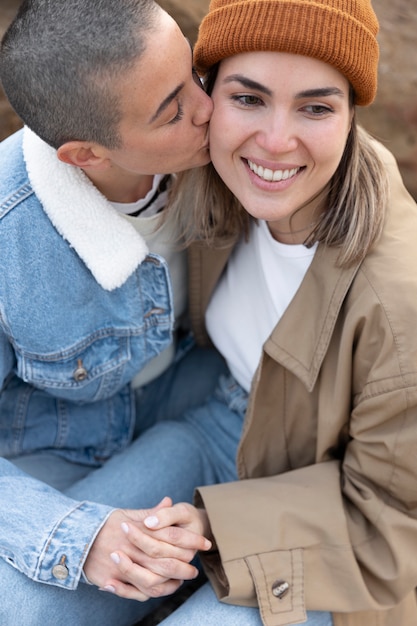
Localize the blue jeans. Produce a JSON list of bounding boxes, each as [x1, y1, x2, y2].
[[1, 348, 245, 625], [161, 582, 333, 626]]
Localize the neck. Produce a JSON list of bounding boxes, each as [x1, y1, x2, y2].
[[268, 184, 330, 244], [85, 167, 155, 204]]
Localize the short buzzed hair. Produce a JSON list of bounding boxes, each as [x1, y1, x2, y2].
[[0, 0, 159, 148]]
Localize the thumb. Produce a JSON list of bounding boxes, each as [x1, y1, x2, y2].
[[124, 497, 173, 523], [153, 496, 173, 511], [143, 498, 174, 530]]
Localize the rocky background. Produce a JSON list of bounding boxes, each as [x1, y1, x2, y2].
[[0, 0, 416, 201]]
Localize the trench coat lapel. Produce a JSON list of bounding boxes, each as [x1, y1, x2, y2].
[[264, 244, 361, 391]]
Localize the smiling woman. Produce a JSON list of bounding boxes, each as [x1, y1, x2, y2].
[[208, 52, 353, 244]]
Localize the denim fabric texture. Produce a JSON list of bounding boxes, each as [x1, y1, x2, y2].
[[0, 130, 173, 465], [1, 364, 244, 625], [0, 128, 179, 595]]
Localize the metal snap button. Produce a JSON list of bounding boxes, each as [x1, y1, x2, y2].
[[73, 359, 88, 382], [272, 579, 290, 599], [52, 555, 69, 580]]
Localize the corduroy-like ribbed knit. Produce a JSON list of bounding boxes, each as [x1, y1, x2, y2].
[[194, 0, 379, 105]]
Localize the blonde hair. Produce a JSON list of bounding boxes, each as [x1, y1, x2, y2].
[[170, 120, 388, 267]]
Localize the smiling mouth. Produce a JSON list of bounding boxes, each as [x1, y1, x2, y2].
[[247, 159, 302, 182]]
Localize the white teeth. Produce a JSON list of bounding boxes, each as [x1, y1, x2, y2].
[[248, 160, 299, 182]]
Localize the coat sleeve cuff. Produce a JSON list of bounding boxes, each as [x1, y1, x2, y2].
[[246, 550, 306, 626], [196, 488, 307, 625], [200, 546, 306, 626], [34, 501, 114, 589]]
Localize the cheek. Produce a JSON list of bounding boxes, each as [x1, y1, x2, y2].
[[208, 105, 226, 143], [208, 119, 228, 168], [310, 124, 349, 169], [209, 109, 242, 166]]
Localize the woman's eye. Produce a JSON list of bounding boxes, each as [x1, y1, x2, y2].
[[232, 94, 263, 107], [169, 103, 184, 124], [303, 104, 333, 116]]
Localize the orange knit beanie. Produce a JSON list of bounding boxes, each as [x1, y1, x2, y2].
[[194, 0, 379, 105]]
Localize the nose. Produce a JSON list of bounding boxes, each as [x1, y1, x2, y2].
[[192, 86, 213, 126], [255, 111, 298, 154]]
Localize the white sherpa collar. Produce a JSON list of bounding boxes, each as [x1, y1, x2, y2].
[[22, 126, 149, 291]]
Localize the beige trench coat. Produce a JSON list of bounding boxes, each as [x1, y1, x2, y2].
[[188, 141, 417, 626]]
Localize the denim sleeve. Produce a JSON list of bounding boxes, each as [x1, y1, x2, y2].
[[0, 458, 114, 589], [0, 322, 14, 389]]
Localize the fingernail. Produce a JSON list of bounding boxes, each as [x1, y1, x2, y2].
[[144, 515, 159, 528], [110, 552, 120, 564], [101, 585, 116, 594], [121, 522, 129, 534]]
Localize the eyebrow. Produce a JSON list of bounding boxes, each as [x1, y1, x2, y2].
[[294, 87, 345, 99], [222, 75, 345, 100], [223, 74, 272, 96]]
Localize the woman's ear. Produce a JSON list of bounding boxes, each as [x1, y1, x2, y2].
[[57, 141, 110, 170]]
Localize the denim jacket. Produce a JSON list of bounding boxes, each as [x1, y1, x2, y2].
[[0, 128, 174, 588]]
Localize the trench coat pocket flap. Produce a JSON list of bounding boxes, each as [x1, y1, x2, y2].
[[246, 549, 306, 626]]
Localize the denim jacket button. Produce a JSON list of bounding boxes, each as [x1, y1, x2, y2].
[[73, 359, 88, 382], [52, 555, 69, 580], [271, 579, 290, 599]]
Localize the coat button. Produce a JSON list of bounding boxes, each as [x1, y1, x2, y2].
[[272, 579, 290, 599], [73, 359, 88, 381], [52, 555, 69, 580]]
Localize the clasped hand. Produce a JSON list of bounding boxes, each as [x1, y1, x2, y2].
[[84, 497, 210, 601]]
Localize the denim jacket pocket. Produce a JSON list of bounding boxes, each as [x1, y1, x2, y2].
[[16, 331, 132, 402]]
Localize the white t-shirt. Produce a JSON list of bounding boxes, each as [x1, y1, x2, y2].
[[206, 220, 317, 391], [111, 173, 169, 218]]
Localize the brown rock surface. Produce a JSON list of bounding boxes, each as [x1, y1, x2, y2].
[[1, 0, 416, 199], [357, 0, 417, 201], [157, 0, 208, 43]]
